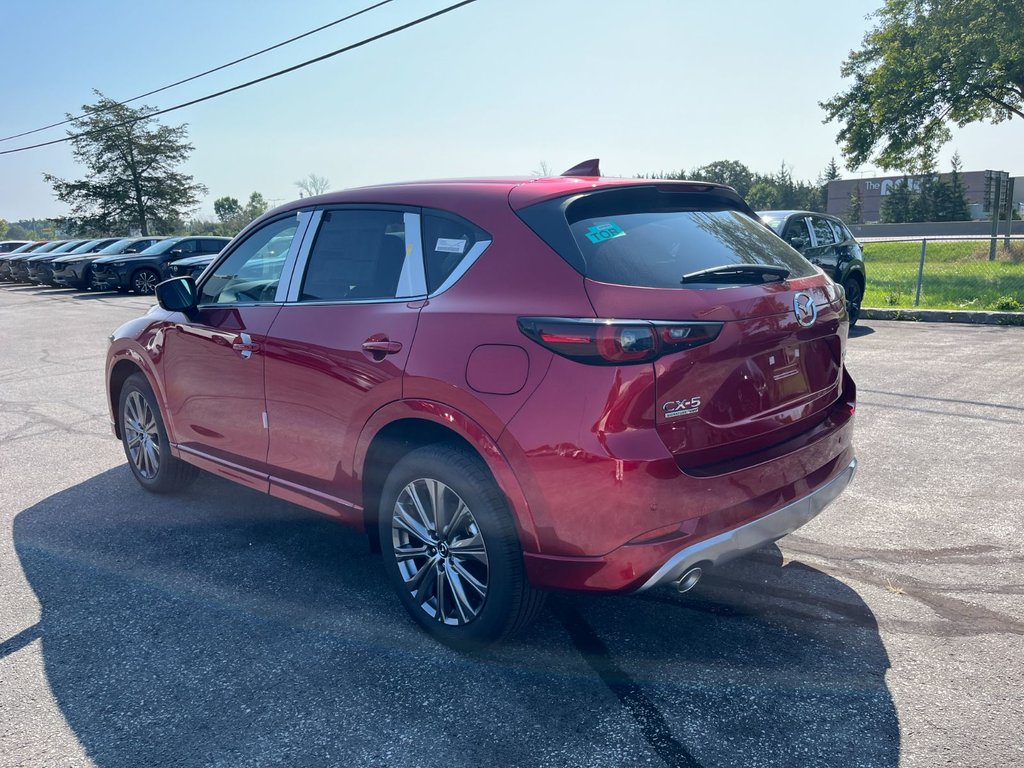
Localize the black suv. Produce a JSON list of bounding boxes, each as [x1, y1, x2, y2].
[[91, 236, 230, 294], [759, 210, 867, 325], [52, 236, 165, 290]]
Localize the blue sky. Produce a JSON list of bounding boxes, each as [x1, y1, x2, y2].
[[2, 0, 1022, 222]]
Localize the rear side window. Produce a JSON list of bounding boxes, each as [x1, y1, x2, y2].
[[421, 212, 490, 293], [524, 187, 816, 288], [810, 217, 836, 246], [299, 210, 410, 302], [829, 219, 852, 243]]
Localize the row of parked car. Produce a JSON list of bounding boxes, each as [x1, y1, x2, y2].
[[0, 235, 231, 293]]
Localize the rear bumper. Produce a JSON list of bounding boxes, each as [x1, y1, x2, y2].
[[635, 457, 856, 591], [509, 356, 858, 592]]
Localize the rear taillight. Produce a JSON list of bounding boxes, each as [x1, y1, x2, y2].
[[517, 317, 722, 365]]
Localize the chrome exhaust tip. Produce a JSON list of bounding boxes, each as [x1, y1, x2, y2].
[[672, 566, 703, 593]]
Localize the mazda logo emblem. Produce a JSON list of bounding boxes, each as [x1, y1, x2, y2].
[[793, 292, 817, 327]]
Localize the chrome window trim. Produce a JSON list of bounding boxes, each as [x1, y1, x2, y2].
[[427, 239, 491, 298], [279, 210, 320, 303], [398, 211, 427, 297]]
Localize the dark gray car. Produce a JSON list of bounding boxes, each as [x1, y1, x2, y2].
[[759, 210, 867, 325]]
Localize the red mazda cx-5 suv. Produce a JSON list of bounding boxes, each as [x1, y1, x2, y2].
[[105, 161, 857, 649]]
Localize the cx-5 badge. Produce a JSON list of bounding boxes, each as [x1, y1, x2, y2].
[[793, 292, 817, 327]]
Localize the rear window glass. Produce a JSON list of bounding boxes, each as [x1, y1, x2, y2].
[[523, 187, 817, 288]]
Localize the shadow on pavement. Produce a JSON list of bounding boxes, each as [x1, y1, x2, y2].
[[11, 467, 899, 767], [849, 324, 876, 338]]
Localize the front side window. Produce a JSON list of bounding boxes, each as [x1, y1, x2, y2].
[[199, 216, 299, 305], [781, 217, 810, 249], [299, 210, 411, 302]]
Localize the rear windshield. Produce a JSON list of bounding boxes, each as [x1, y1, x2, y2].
[[521, 187, 817, 288]]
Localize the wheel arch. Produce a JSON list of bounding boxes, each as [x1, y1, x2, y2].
[[842, 265, 866, 292], [355, 401, 540, 555], [106, 348, 165, 440]]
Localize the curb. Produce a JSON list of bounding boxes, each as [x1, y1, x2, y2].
[[861, 308, 1024, 326]]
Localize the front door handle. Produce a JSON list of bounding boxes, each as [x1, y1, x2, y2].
[[362, 337, 403, 359], [232, 332, 260, 359]]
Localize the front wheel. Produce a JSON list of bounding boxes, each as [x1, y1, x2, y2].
[[131, 268, 160, 295], [119, 373, 198, 493], [843, 277, 863, 326], [378, 445, 545, 650]]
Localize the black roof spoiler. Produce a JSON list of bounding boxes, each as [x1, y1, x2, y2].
[[560, 158, 601, 177]]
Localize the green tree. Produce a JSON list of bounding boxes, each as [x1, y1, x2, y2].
[[688, 160, 755, 197], [822, 0, 1024, 170], [947, 153, 971, 221], [846, 184, 863, 224], [214, 196, 241, 222], [823, 157, 841, 182], [746, 180, 783, 210], [880, 178, 915, 223], [243, 192, 268, 220], [0, 219, 8, 239], [43, 91, 206, 235]]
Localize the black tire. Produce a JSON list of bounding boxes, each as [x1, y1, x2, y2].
[[131, 268, 160, 295], [378, 444, 545, 650], [118, 373, 198, 493], [843, 277, 863, 327]]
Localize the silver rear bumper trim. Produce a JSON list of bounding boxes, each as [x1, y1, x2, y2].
[[636, 458, 857, 592]]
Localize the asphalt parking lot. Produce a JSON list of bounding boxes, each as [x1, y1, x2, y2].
[[1, 284, 1021, 768]]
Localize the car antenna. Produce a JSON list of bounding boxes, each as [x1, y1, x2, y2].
[[560, 158, 601, 177]]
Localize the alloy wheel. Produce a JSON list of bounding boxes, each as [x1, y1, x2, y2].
[[134, 270, 159, 294], [124, 390, 161, 479], [391, 478, 489, 626]]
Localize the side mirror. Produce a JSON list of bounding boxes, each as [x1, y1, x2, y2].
[[788, 236, 806, 250], [156, 276, 198, 316]]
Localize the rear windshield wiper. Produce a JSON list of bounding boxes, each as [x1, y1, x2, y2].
[[680, 264, 791, 284]]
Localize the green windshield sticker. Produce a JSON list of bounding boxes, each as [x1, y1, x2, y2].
[[584, 221, 626, 244]]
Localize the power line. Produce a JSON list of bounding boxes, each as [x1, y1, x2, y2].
[[0, 0, 396, 144], [0, 0, 477, 158]]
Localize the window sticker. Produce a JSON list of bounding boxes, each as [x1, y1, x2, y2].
[[584, 221, 626, 244], [435, 238, 467, 254]]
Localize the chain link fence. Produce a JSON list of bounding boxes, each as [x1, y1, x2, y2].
[[861, 236, 1024, 312]]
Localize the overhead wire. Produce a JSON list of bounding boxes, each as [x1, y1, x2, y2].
[[0, 0, 396, 144], [0, 0, 478, 157]]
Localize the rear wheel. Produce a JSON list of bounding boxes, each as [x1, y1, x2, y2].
[[843, 277, 863, 326], [378, 444, 545, 650], [119, 373, 198, 493], [131, 268, 160, 295]]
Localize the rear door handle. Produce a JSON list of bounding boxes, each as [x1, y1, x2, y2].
[[362, 339, 403, 355]]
